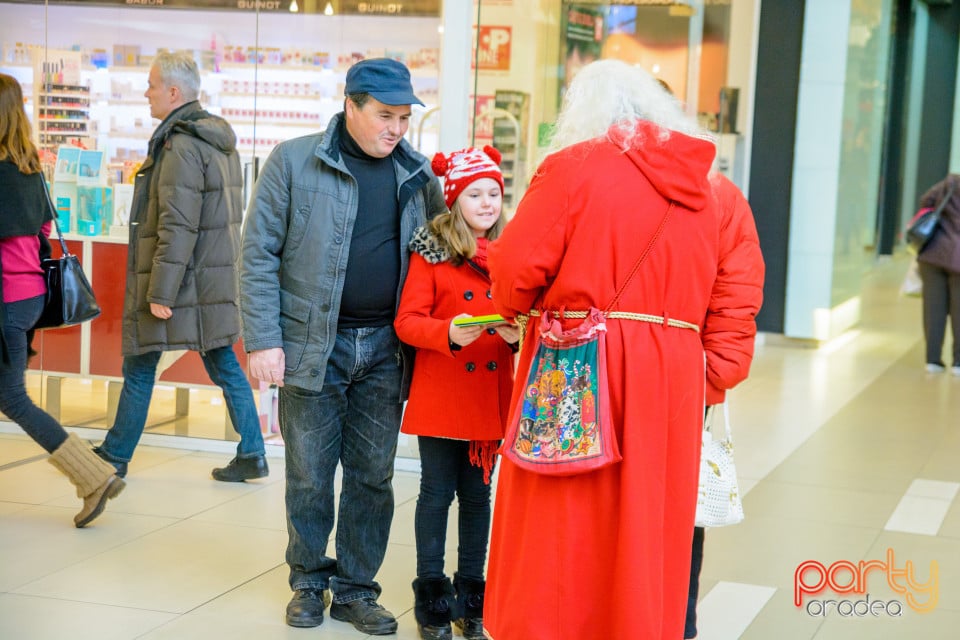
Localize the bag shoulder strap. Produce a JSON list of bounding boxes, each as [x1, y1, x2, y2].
[[39, 178, 69, 256], [605, 201, 675, 313], [931, 178, 957, 218]]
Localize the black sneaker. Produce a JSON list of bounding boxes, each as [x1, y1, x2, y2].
[[285, 588, 330, 627], [211, 455, 269, 482], [330, 597, 398, 635], [93, 447, 128, 479]]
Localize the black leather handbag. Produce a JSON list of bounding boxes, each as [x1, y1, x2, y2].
[[33, 183, 101, 330], [906, 180, 956, 254]]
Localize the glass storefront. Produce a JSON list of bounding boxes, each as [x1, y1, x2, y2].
[[831, 0, 893, 306], [1, 0, 744, 452]]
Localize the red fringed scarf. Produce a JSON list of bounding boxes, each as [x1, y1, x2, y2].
[[472, 236, 489, 271], [469, 439, 499, 484]]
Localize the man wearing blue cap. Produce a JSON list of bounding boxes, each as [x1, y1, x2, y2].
[[240, 58, 445, 635]]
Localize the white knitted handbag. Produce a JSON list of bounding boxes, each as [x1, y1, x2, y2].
[[695, 403, 744, 528]]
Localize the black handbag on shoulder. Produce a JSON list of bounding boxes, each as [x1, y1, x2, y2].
[[906, 180, 956, 254], [33, 182, 101, 330]]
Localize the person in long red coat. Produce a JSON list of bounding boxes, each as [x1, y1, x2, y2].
[[686, 172, 765, 638], [395, 146, 520, 640], [484, 59, 757, 639]]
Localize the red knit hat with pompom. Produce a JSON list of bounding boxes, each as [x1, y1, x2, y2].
[[431, 145, 504, 209]]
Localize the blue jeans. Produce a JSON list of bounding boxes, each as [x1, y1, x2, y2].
[[0, 295, 67, 453], [279, 325, 402, 603], [99, 346, 265, 463], [415, 436, 494, 580]]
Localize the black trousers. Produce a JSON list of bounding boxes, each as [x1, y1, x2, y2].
[[415, 436, 493, 580], [685, 526, 705, 639], [918, 260, 960, 367]]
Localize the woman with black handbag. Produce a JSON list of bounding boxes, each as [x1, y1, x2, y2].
[[0, 73, 124, 527], [915, 174, 960, 375]]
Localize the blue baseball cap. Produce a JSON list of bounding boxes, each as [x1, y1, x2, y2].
[[344, 58, 424, 107]]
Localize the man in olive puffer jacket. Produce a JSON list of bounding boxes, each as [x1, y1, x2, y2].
[[95, 51, 267, 483]]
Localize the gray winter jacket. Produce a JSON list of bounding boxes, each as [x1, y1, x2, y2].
[[122, 101, 244, 356], [240, 113, 446, 394]]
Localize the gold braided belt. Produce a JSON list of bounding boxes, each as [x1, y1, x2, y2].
[[527, 309, 700, 332], [515, 310, 699, 346]]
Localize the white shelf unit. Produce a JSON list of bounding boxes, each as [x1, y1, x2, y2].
[[35, 82, 92, 157]]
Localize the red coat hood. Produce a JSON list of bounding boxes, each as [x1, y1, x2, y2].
[[609, 120, 716, 212]]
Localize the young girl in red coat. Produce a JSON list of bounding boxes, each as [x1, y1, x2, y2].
[[395, 146, 519, 640]]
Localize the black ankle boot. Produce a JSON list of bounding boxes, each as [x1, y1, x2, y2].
[[413, 576, 454, 640], [453, 573, 486, 640]]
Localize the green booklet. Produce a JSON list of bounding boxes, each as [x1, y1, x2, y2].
[[452, 314, 507, 327]]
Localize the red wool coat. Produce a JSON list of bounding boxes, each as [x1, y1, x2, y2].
[[703, 173, 764, 405], [485, 121, 746, 640], [395, 228, 515, 441]]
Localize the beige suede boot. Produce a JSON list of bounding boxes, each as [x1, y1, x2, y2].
[[48, 433, 126, 528]]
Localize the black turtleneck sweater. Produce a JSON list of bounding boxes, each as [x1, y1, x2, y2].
[[337, 118, 400, 328]]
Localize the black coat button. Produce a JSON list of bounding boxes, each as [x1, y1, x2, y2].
[[486, 289, 492, 299], [486, 327, 497, 335], [464, 290, 474, 300], [466, 362, 476, 372], [486, 361, 497, 371]]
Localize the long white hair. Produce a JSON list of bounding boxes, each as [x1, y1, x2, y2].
[[543, 59, 711, 161]]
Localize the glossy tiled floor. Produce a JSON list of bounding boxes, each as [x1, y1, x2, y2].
[[2, 256, 959, 639]]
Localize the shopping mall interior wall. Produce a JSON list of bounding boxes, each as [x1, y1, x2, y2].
[[876, 0, 912, 255], [1, 4, 438, 61], [748, 0, 805, 334], [913, 0, 960, 204]]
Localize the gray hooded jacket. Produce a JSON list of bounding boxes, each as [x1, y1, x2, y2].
[[122, 101, 244, 356]]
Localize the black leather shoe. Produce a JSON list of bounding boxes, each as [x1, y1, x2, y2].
[[330, 598, 398, 635], [454, 617, 486, 639], [285, 588, 329, 628], [419, 622, 452, 640], [212, 455, 269, 482], [93, 447, 128, 479]]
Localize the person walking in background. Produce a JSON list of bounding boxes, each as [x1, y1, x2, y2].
[[483, 59, 758, 639], [94, 51, 267, 482], [0, 73, 124, 528], [915, 174, 960, 375], [240, 58, 446, 634], [685, 172, 764, 639], [394, 146, 519, 640]]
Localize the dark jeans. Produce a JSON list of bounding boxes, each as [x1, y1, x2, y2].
[[415, 436, 494, 580], [918, 260, 960, 366], [685, 526, 705, 639], [0, 295, 67, 453], [279, 325, 402, 603], [98, 346, 265, 463]]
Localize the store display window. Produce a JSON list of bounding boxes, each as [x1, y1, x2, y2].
[[0, 0, 443, 453]]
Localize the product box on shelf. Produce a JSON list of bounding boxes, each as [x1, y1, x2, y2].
[[51, 181, 77, 234], [112, 44, 141, 68], [76, 186, 113, 236], [112, 183, 134, 234]]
